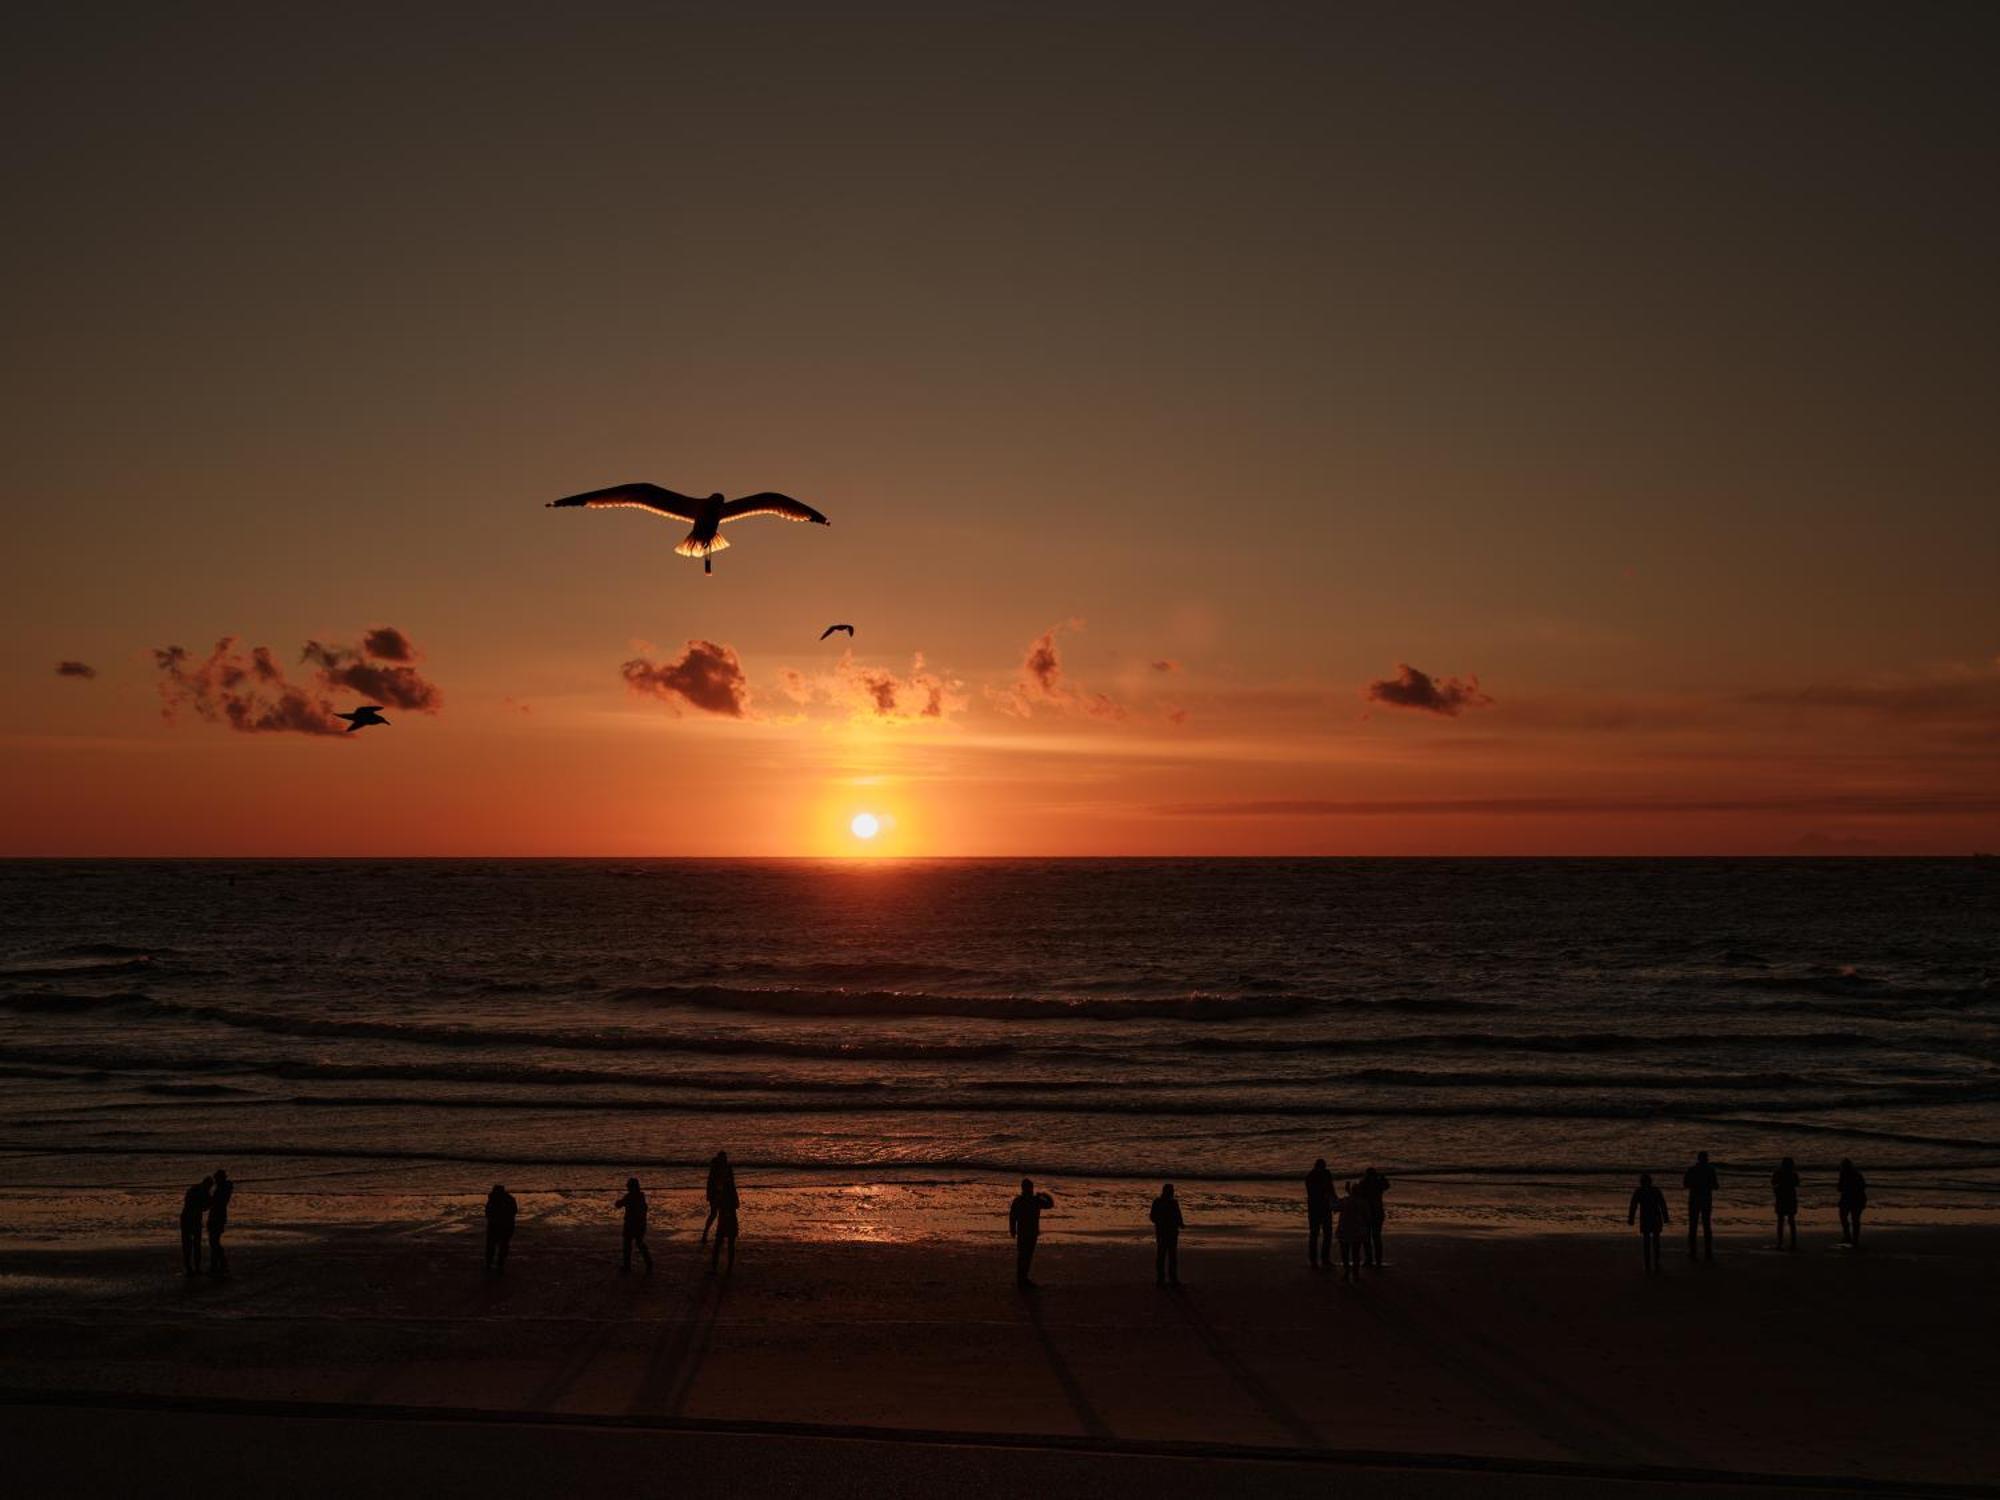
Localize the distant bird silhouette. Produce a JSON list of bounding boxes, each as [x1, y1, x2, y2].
[[547, 484, 830, 574], [819, 624, 855, 641], [336, 706, 388, 732]]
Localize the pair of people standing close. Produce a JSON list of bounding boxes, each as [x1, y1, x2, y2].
[[484, 1184, 518, 1271], [1006, 1180, 1188, 1290], [702, 1150, 739, 1272], [614, 1152, 737, 1275], [176, 1168, 232, 1275], [1743, 1151, 1867, 1251]]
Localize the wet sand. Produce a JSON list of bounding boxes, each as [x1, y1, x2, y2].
[[2, 1188, 1995, 1492]]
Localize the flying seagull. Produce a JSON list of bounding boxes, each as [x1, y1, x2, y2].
[[546, 484, 830, 574], [336, 706, 389, 732], [819, 624, 855, 641]]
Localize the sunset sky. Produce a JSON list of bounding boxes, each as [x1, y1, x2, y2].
[[5, 3, 1996, 856]]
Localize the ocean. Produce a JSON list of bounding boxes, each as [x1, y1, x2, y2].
[[2, 859, 1995, 1230]]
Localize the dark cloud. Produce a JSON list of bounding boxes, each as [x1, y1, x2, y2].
[[361, 625, 417, 662], [154, 639, 345, 735], [1151, 659, 1182, 674], [54, 661, 96, 679], [299, 633, 443, 711], [1365, 663, 1492, 717], [1002, 622, 1124, 720], [153, 627, 442, 735], [621, 640, 749, 717]]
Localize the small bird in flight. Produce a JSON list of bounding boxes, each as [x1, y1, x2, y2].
[[819, 624, 855, 641], [546, 484, 830, 574], [336, 706, 389, 732]]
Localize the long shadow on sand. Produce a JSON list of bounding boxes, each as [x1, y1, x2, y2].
[[1024, 1294, 1111, 1439], [1164, 1291, 1322, 1448]]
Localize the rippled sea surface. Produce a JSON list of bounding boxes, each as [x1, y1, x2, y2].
[[2, 859, 1995, 1207]]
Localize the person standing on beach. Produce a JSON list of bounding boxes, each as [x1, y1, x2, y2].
[[1009, 1178, 1055, 1289], [1683, 1150, 1718, 1261], [1357, 1166, 1392, 1268], [1149, 1183, 1184, 1287], [1334, 1180, 1368, 1283], [1628, 1171, 1670, 1273], [484, 1183, 518, 1271], [1771, 1157, 1801, 1252], [206, 1168, 233, 1274], [1837, 1158, 1867, 1248], [708, 1154, 739, 1274], [615, 1177, 653, 1273], [1304, 1158, 1334, 1268], [702, 1150, 731, 1244], [178, 1175, 212, 1275]]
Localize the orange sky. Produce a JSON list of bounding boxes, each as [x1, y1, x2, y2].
[[4, 6, 1997, 856]]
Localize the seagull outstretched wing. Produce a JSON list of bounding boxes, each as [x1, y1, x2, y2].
[[819, 624, 854, 640], [547, 484, 702, 522], [720, 492, 828, 525]]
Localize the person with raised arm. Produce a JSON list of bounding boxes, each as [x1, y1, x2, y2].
[[1357, 1165, 1392, 1268], [1009, 1178, 1055, 1290], [615, 1177, 653, 1273]]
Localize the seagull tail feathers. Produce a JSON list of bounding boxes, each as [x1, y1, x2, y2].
[[675, 533, 731, 560]]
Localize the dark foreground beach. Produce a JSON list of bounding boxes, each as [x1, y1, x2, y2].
[[3, 1181, 1996, 1496]]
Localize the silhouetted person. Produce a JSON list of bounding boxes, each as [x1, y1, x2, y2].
[[484, 1183, 518, 1271], [616, 1177, 652, 1273], [206, 1168, 233, 1274], [1304, 1158, 1334, 1268], [1628, 1171, 1670, 1273], [702, 1150, 731, 1244], [179, 1175, 212, 1275], [708, 1154, 739, 1274], [1772, 1157, 1800, 1252], [1683, 1150, 1718, 1261], [1837, 1158, 1867, 1248], [1357, 1166, 1391, 1268], [1334, 1181, 1370, 1282], [1149, 1183, 1184, 1287], [1009, 1177, 1054, 1289]]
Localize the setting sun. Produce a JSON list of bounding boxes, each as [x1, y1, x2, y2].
[[849, 812, 880, 840]]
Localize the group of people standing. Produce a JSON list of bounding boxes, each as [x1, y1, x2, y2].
[[1305, 1161, 1390, 1280], [179, 1151, 1871, 1285], [1627, 1153, 1868, 1272], [1007, 1163, 1394, 1292], [176, 1168, 233, 1276], [482, 1150, 741, 1275]]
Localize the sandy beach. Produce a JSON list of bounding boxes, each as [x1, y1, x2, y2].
[[3, 1177, 1995, 1494]]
